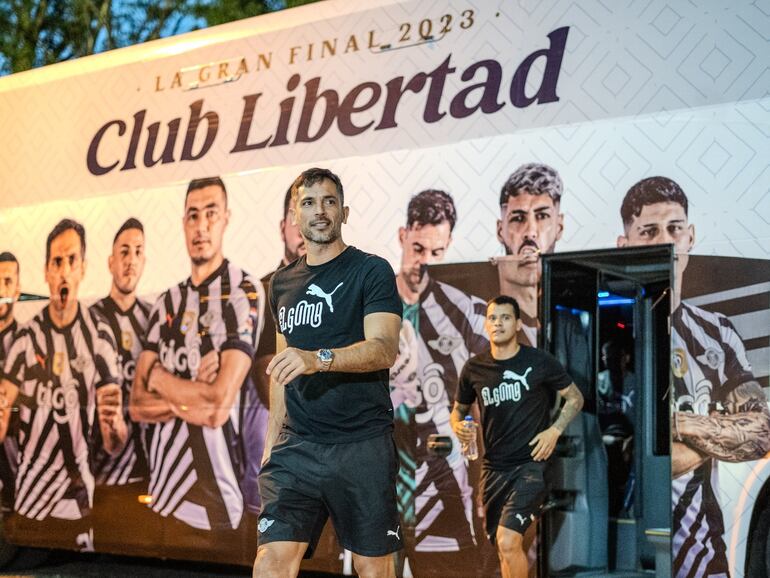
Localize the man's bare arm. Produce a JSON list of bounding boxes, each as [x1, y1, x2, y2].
[[128, 351, 175, 423], [530, 383, 584, 462], [267, 312, 401, 387], [553, 383, 584, 433], [450, 401, 474, 443], [262, 333, 288, 465], [677, 380, 770, 462], [97, 383, 128, 455], [0, 379, 19, 442], [149, 349, 252, 429], [672, 441, 707, 478]]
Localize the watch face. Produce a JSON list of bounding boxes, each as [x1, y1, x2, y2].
[[318, 349, 333, 362]]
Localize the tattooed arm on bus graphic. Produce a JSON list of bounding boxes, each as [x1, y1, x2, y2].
[[672, 321, 770, 477], [673, 380, 770, 475]]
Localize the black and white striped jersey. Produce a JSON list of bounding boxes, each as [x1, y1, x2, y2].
[[671, 302, 754, 578], [390, 278, 488, 552], [143, 259, 264, 531], [2, 306, 119, 521], [0, 320, 20, 513], [89, 297, 151, 486], [392, 278, 489, 447]]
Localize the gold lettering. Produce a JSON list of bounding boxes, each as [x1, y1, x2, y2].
[[218, 62, 229, 80], [321, 39, 337, 59], [368, 30, 380, 49], [257, 52, 272, 70], [199, 65, 211, 83], [289, 46, 301, 65], [170, 72, 182, 90], [307, 42, 314, 61], [155, 75, 164, 92], [235, 57, 249, 77], [345, 34, 359, 53]]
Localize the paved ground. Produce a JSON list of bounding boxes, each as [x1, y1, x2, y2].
[[0, 549, 337, 577]]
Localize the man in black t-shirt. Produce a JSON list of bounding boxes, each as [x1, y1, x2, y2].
[[451, 295, 583, 578], [254, 167, 402, 578]]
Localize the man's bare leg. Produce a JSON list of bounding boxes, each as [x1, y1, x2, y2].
[[496, 525, 528, 578], [352, 552, 396, 578], [253, 540, 308, 578]]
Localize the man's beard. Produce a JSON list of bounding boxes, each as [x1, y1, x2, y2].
[[115, 280, 136, 296], [301, 224, 338, 245], [403, 264, 427, 293], [192, 254, 211, 266]]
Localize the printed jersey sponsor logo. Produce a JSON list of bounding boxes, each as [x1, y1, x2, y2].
[[278, 281, 344, 334], [481, 367, 533, 407], [159, 339, 201, 376], [35, 379, 79, 424]]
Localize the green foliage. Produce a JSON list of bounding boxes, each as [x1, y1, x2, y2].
[[0, 0, 321, 75]]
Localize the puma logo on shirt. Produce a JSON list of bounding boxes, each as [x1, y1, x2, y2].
[[279, 282, 344, 333], [481, 367, 533, 407], [306, 282, 344, 312]]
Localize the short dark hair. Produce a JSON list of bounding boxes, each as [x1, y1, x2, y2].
[[0, 252, 19, 275], [46, 219, 86, 264], [290, 167, 344, 206], [406, 190, 457, 232], [186, 177, 227, 207], [487, 295, 521, 321], [113, 218, 144, 245], [620, 176, 688, 228], [500, 163, 563, 206], [282, 185, 293, 219]]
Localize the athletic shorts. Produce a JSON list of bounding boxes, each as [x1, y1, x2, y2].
[[481, 461, 549, 544], [257, 430, 402, 557]]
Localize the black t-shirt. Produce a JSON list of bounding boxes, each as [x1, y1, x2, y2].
[[457, 346, 572, 469], [269, 246, 401, 443]]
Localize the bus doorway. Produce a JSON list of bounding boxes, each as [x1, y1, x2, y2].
[[540, 246, 673, 577]]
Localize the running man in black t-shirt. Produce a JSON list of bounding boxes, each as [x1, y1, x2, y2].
[[451, 295, 583, 578], [254, 167, 402, 578]]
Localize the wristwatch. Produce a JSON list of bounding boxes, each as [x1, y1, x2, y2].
[[316, 349, 334, 372]]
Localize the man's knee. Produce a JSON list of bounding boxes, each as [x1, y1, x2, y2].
[[252, 541, 305, 578], [352, 552, 395, 578], [497, 526, 525, 558]]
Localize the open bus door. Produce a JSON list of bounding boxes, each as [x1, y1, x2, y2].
[[540, 246, 673, 576]]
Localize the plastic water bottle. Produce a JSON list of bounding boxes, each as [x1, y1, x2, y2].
[[461, 416, 479, 460]]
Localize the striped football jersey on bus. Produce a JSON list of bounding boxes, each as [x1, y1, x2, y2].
[[2, 306, 120, 521], [671, 302, 754, 578], [0, 320, 20, 513], [391, 277, 488, 552], [143, 259, 264, 531], [89, 296, 151, 486]]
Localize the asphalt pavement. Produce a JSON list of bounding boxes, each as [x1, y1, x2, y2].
[[0, 549, 338, 577]]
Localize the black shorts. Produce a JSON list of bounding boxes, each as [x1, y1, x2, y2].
[[258, 430, 402, 558], [481, 461, 549, 544]]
